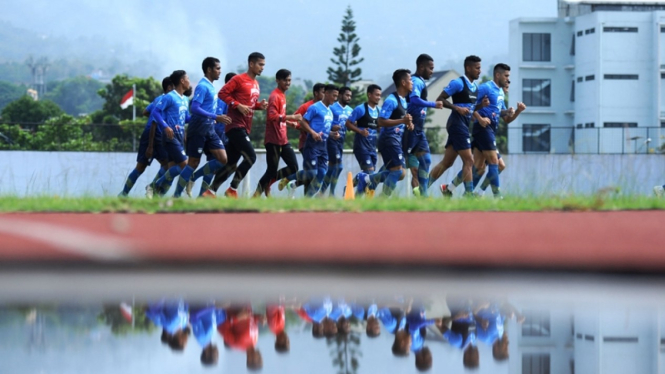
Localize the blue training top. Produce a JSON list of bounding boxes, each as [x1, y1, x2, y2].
[[189, 307, 227, 348], [348, 103, 379, 152], [473, 80, 506, 133], [407, 75, 435, 132], [303, 101, 333, 147], [154, 90, 189, 143], [475, 304, 506, 345], [214, 98, 228, 138], [378, 93, 407, 143], [143, 94, 165, 137], [330, 101, 353, 141]]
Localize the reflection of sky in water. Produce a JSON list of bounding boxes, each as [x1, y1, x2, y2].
[[1, 298, 664, 374]]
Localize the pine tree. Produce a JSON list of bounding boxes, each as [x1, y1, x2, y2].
[[327, 6, 364, 88]]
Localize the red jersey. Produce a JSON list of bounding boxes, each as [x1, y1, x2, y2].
[[218, 72, 262, 134], [296, 307, 312, 322], [217, 315, 260, 351], [265, 89, 289, 146], [266, 305, 285, 335], [295, 100, 315, 151]]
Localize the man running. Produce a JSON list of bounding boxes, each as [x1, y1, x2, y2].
[[320, 86, 353, 197]]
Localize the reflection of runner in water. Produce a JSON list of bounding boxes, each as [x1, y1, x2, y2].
[[295, 297, 333, 339], [474, 301, 525, 361], [217, 305, 264, 370], [145, 298, 190, 351], [441, 296, 479, 369], [266, 304, 289, 353], [189, 306, 226, 366], [406, 305, 441, 371]]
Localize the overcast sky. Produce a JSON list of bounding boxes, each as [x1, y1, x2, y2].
[[1, 0, 557, 86]]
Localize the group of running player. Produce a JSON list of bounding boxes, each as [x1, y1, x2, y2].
[[119, 52, 526, 199], [147, 296, 524, 371]]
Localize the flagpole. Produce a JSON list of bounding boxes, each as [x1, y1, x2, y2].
[[132, 295, 135, 329], [132, 84, 137, 152]]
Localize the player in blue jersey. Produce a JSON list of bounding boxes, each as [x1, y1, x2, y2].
[[145, 298, 191, 351], [118, 77, 173, 197], [170, 58, 229, 198], [188, 72, 236, 198], [190, 306, 227, 366], [655, 184, 665, 197], [145, 70, 192, 198], [472, 64, 525, 198], [346, 84, 381, 177], [405, 306, 440, 371], [427, 55, 487, 196], [441, 296, 479, 369], [404, 54, 444, 197], [319, 86, 353, 197], [278, 84, 338, 197], [365, 302, 406, 337], [474, 301, 524, 362], [356, 69, 414, 197]]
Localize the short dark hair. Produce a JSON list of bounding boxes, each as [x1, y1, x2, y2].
[[276, 69, 291, 81], [464, 55, 482, 67], [202, 57, 220, 74], [415, 347, 433, 371], [325, 84, 339, 92], [313, 83, 325, 95], [392, 69, 411, 87], [339, 86, 351, 96], [169, 70, 187, 88], [367, 84, 382, 95], [416, 54, 434, 67], [161, 77, 173, 93], [494, 63, 511, 74], [224, 72, 236, 84], [248, 52, 265, 63]]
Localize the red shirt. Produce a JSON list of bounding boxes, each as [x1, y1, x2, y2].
[[296, 307, 312, 322], [218, 72, 262, 134], [295, 100, 315, 151], [217, 315, 260, 351], [265, 89, 289, 146], [266, 305, 285, 334]]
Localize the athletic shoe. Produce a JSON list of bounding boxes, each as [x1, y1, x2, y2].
[[185, 181, 194, 198], [286, 181, 296, 199], [355, 172, 368, 196], [225, 187, 238, 199], [265, 178, 276, 197], [439, 184, 453, 198], [413, 187, 421, 197], [201, 189, 216, 198], [118, 192, 128, 198], [278, 178, 290, 191], [654, 185, 664, 197], [366, 189, 375, 198], [145, 184, 154, 199]]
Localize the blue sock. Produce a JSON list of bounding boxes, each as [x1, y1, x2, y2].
[[306, 168, 325, 197], [480, 169, 502, 191], [320, 165, 335, 194], [383, 170, 402, 196], [152, 167, 166, 183], [120, 168, 142, 196], [464, 181, 474, 194], [192, 159, 224, 182], [154, 165, 182, 195], [199, 174, 214, 196], [452, 170, 463, 187], [368, 169, 390, 190], [472, 166, 483, 189], [486, 164, 500, 196], [416, 153, 431, 197], [173, 165, 194, 197]]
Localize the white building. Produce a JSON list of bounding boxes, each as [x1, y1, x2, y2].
[[509, 0, 665, 154]]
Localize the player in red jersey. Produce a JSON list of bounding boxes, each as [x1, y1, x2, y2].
[[217, 305, 264, 370], [252, 69, 302, 197], [266, 304, 290, 353], [211, 52, 268, 198]]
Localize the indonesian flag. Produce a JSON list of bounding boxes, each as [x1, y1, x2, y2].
[[120, 89, 133, 109], [120, 302, 133, 323]]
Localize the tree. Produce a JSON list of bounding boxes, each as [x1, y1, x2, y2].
[[96, 74, 162, 122], [43, 76, 105, 116], [0, 81, 27, 111], [1, 95, 63, 123], [327, 6, 364, 88]]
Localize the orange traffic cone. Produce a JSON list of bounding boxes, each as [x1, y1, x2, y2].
[[344, 172, 355, 200]]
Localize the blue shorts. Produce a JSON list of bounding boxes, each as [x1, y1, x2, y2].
[[378, 137, 405, 169], [164, 139, 187, 164], [353, 148, 377, 171], [186, 129, 225, 159], [445, 122, 472, 151], [473, 128, 497, 152], [136, 130, 167, 165], [402, 129, 429, 154], [302, 144, 328, 171], [326, 138, 344, 165]]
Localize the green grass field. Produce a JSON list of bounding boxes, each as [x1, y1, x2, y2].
[[0, 195, 663, 213]]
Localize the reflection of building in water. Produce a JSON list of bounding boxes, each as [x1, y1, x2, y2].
[[509, 302, 661, 374]]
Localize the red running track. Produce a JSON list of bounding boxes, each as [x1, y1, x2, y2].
[[0, 211, 662, 270]]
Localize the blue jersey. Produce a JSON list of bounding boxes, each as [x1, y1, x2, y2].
[[302, 297, 333, 323], [379, 94, 407, 142], [304, 101, 333, 146], [348, 103, 379, 150], [330, 102, 353, 140], [143, 94, 165, 136], [407, 75, 429, 131], [156, 90, 189, 143], [444, 328, 477, 349], [368, 304, 406, 333], [329, 301, 365, 321], [145, 299, 189, 334], [443, 76, 478, 120], [407, 309, 436, 352], [192, 78, 218, 116], [475, 305, 506, 345], [190, 307, 227, 347], [214, 98, 228, 136], [474, 81, 506, 133]]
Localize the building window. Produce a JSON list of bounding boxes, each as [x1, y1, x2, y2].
[[577, 30, 583, 37], [523, 79, 551, 107], [585, 122, 595, 128], [585, 28, 595, 34], [570, 34, 575, 55], [585, 75, 595, 81], [570, 80, 575, 102], [523, 354, 551, 374], [523, 33, 551, 62], [604, 122, 637, 128], [661, 26, 665, 33], [576, 77, 583, 83], [604, 74, 638, 80], [522, 125, 551, 153], [661, 121, 665, 128], [603, 26, 638, 33], [576, 124, 583, 129]]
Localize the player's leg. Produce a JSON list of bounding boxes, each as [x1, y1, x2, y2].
[[226, 129, 256, 197], [255, 143, 280, 197], [480, 153, 505, 192]]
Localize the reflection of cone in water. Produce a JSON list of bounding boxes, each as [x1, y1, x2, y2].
[[344, 172, 355, 200]]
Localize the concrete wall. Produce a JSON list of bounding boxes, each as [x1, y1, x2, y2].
[[0, 151, 662, 197]]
